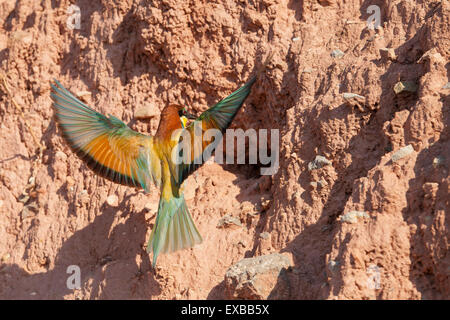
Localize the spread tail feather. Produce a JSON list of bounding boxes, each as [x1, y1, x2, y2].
[[147, 195, 202, 265]]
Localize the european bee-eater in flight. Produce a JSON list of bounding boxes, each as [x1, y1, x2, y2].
[[51, 55, 270, 265]]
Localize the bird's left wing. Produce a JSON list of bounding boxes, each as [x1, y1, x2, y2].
[[174, 75, 257, 185], [51, 80, 160, 192]]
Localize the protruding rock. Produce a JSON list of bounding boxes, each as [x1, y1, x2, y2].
[[217, 214, 242, 229], [340, 211, 370, 224], [343, 92, 365, 100], [66, 176, 75, 187], [135, 103, 158, 119], [225, 253, 293, 299], [391, 144, 414, 163], [432, 156, 444, 168], [310, 179, 327, 189], [417, 48, 446, 65], [393, 81, 418, 94], [343, 92, 366, 111], [12, 31, 33, 44], [1, 253, 10, 263], [327, 260, 340, 274], [379, 48, 396, 61], [76, 91, 92, 103], [106, 194, 119, 207], [259, 232, 270, 239], [76, 91, 91, 98], [55, 150, 67, 161], [331, 49, 344, 58], [308, 155, 331, 171]]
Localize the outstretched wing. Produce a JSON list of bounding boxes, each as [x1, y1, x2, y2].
[[175, 75, 257, 185], [51, 80, 160, 192]]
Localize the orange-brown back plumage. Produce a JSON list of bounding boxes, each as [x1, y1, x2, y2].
[[155, 104, 184, 141]]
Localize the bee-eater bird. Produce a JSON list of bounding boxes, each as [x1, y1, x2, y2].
[[50, 56, 270, 265]]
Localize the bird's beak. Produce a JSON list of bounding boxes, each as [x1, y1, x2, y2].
[[180, 116, 188, 128], [184, 111, 197, 120]]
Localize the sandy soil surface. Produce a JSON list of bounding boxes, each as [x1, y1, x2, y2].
[[0, 0, 448, 299]]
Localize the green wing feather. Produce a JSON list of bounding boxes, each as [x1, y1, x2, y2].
[[50, 80, 159, 192], [175, 75, 257, 184]]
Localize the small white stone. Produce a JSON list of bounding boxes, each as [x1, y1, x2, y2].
[[343, 92, 365, 100], [340, 211, 370, 224], [391, 145, 414, 163], [106, 195, 119, 207], [217, 214, 242, 229], [331, 49, 345, 58], [308, 155, 332, 171], [259, 232, 270, 239], [55, 150, 67, 161], [379, 48, 396, 61], [76, 91, 91, 97], [1, 253, 10, 263], [135, 103, 158, 119], [328, 260, 340, 273], [432, 156, 444, 168]]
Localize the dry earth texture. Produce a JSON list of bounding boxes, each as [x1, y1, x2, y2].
[[0, 0, 449, 299]]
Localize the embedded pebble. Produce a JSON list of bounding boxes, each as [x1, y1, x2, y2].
[[391, 144, 414, 162], [343, 92, 365, 100], [76, 91, 91, 97], [1, 253, 10, 263], [55, 150, 67, 161], [12, 31, 33, 44], [340, 211, 370, 224], [310, 179, 327, 188], [331, 49, 344, 58], [106, 195, 119, 207], [308, 155, 332, 171], [135, 103, 158, 119], [432, 156, 444, 168], [259, 232, 270, 239], [393, 81, 418, 94], [328, 260, 340, 274], [217, 214, 242, 229], [379, 48, 396, 61]]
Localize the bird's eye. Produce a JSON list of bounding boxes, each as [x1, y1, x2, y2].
[[178, 108, 185, 117]]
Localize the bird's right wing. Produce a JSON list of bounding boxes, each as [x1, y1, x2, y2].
[[174, 75, 258, 185], [51, 80, 161, 192], [173, 52, 272, 185]]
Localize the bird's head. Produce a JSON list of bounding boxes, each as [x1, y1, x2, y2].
[[164, 104, 197, 128], [156, 104, 197, 139], [177, 106, 197, 128]]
